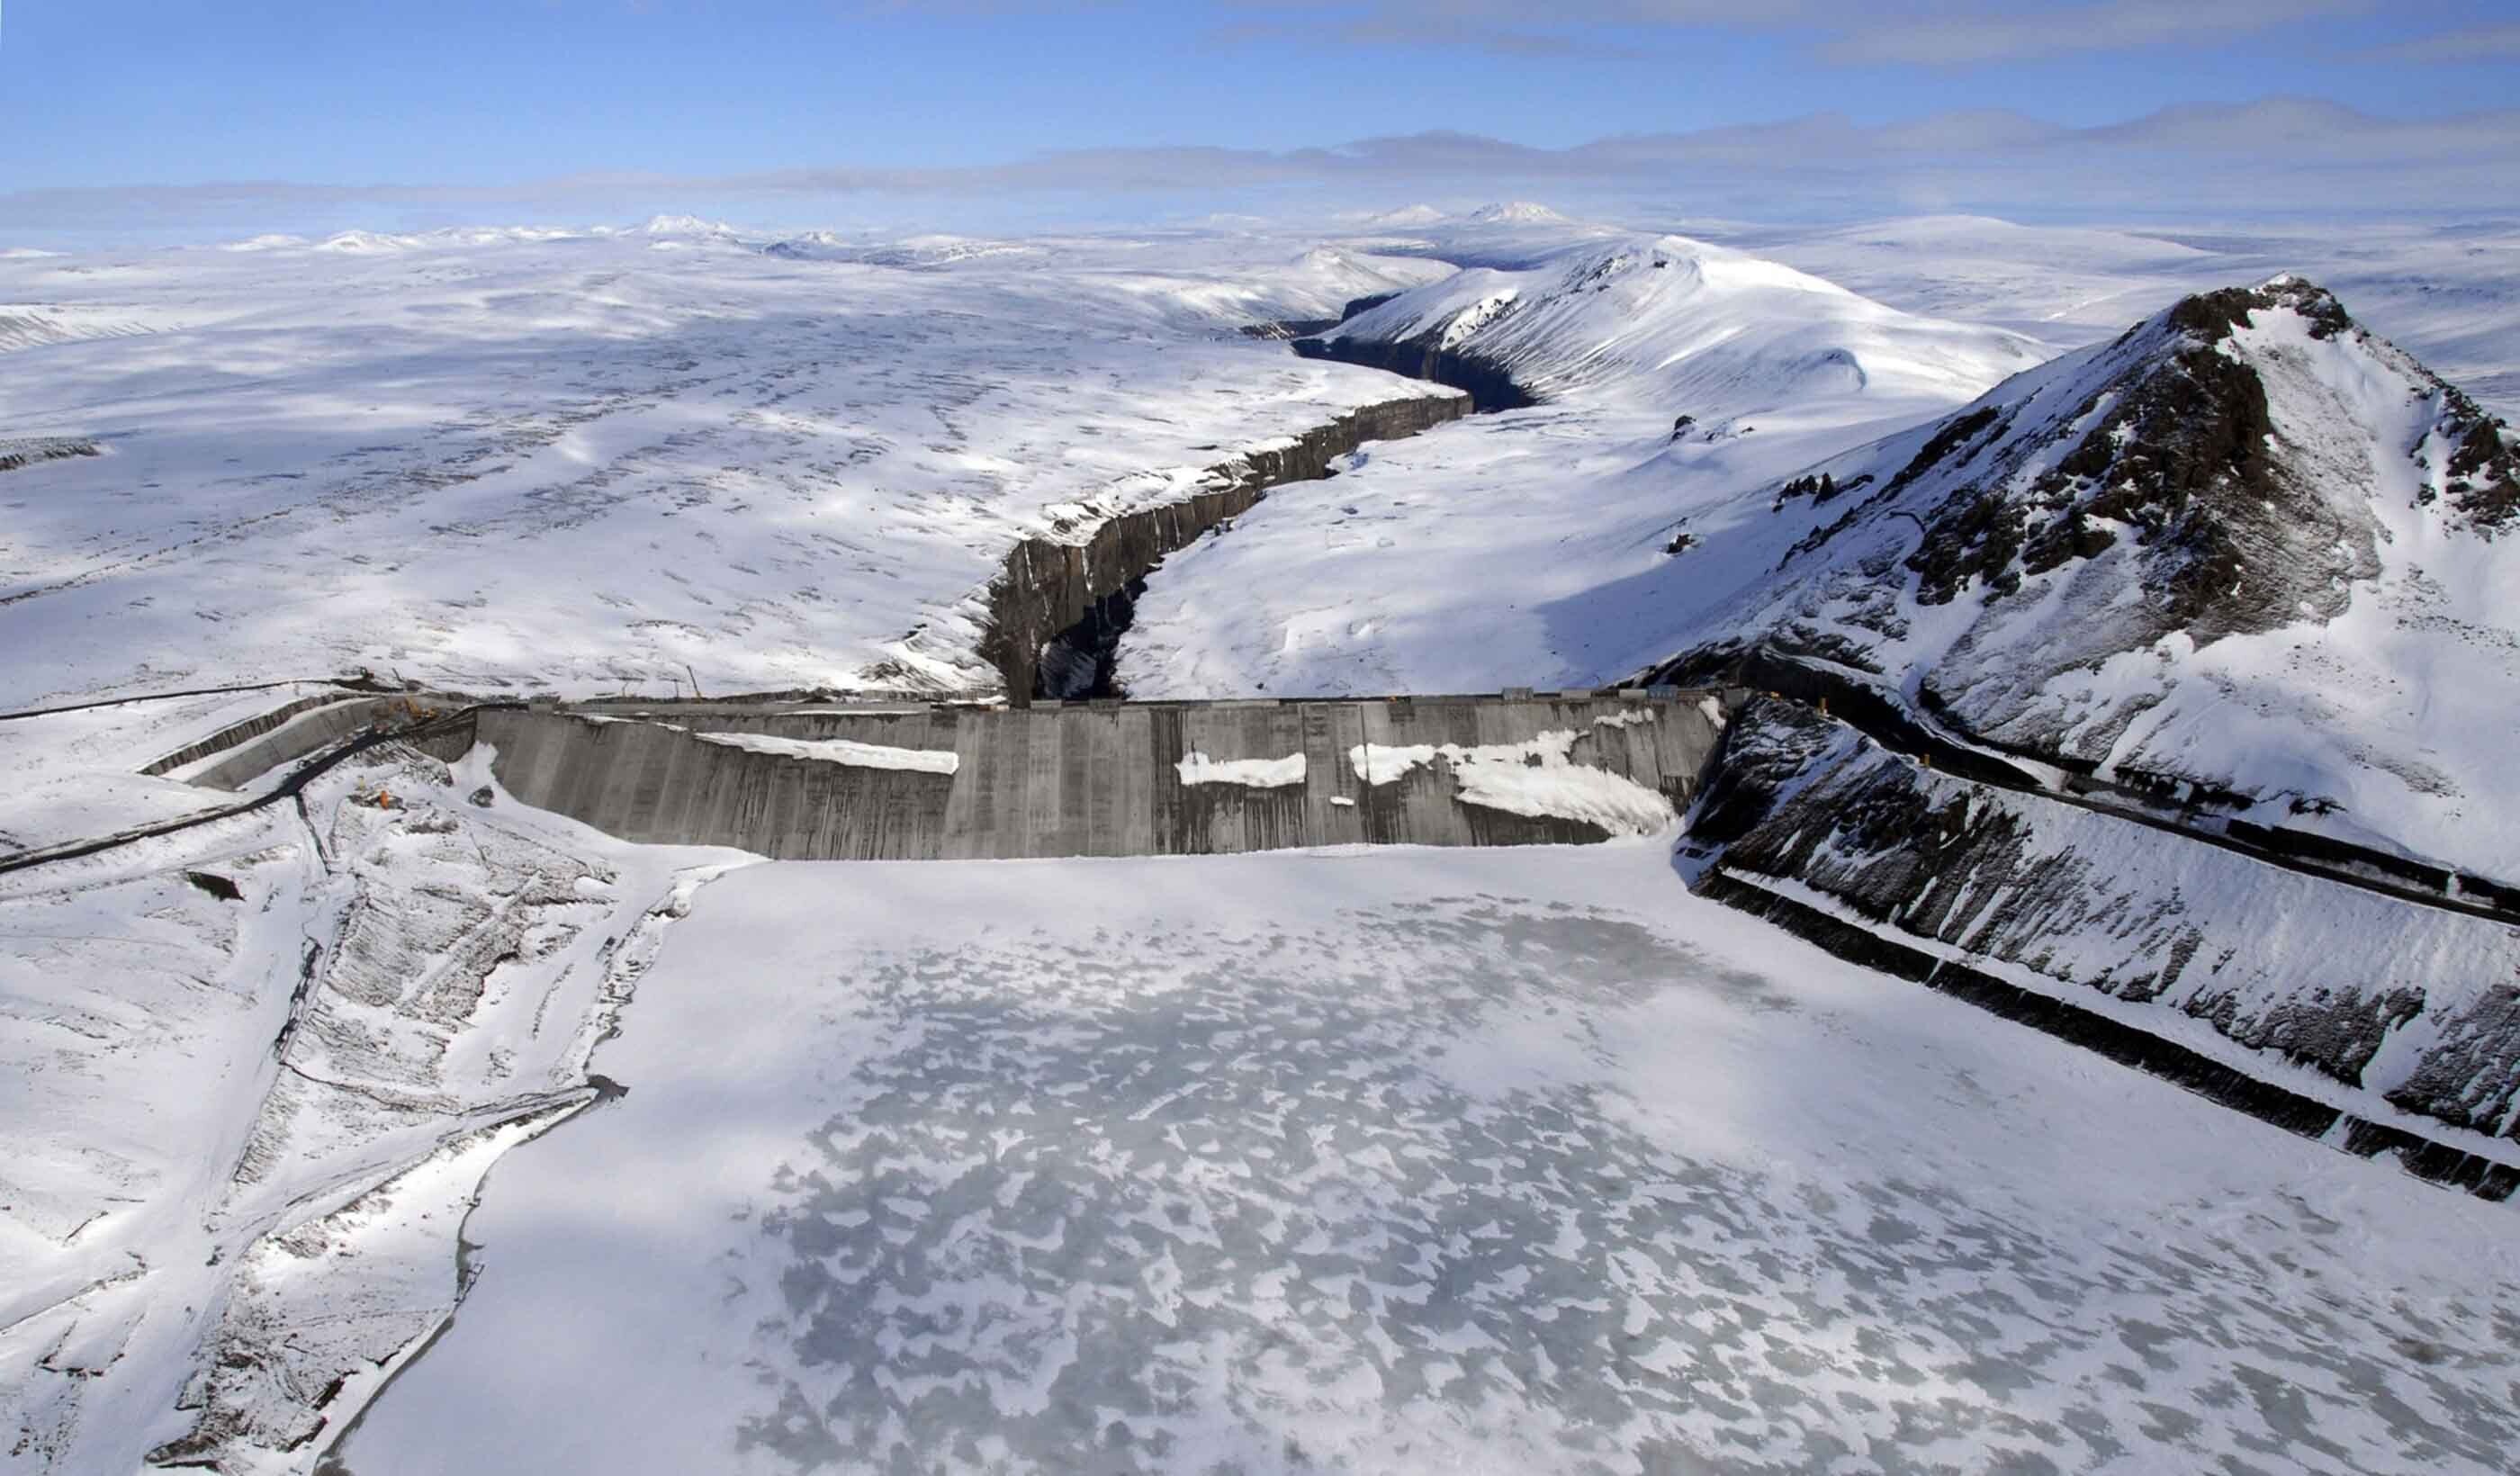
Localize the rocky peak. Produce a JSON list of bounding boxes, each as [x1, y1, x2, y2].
[[1684, 276, 2520, 867], [1782, 277, 2518, 652]]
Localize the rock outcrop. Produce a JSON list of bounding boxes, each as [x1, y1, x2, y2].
[[1681, 698, 2520, 1193]]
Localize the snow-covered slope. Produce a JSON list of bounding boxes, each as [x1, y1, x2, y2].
[[0, 718, 752, 1472], [0, 305, 163, 355], [1120, 236, 2044, 696], [1309, 231, 2044, 412], [1658, 277, 2520, 880], [0, 228, 1454, 707]]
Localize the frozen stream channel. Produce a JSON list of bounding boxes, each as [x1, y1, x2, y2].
[[340, 842, 2519, 1474]]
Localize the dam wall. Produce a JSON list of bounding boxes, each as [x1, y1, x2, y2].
[[475, 690, 1729, 861]]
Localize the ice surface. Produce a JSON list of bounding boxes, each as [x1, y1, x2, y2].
[[345, 843, 2520, 1475]]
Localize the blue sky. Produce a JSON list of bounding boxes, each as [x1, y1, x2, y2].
[[5, 1, 2518, 234]]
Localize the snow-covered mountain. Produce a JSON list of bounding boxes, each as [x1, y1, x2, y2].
[[1300, 231, 2045, 415], [1656, 277, 2520, 878]]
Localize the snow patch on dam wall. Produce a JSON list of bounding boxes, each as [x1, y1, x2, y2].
[[474, 691, 1729, 860]]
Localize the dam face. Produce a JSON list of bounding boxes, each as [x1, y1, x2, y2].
[[476, 691, 1731, 861]]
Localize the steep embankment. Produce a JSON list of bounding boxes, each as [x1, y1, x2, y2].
[[1683, 698, 2520, 1196], [1652, 277, 2520, 884]]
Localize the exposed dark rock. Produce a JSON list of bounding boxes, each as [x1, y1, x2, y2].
[[1885, 407, 2002, 501], [1643, 644, 2035, 788], [1681, 698, 2520, 1149], [1686, 867, 2516, 1199], [184, 870, 243, 902], [1720, 277, 2520, 816], [1035, 575, 1148, 700], [979, 394, 1469, 701], [1291, 334, 1538, 413], [1771, 472, 1847, 513], [1238, 319, 1340, 342], [0, 436, 102, 474], [2437, 402, 2517, 533]]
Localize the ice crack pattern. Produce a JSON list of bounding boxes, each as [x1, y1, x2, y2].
[[704, 892, 2516, 1475]]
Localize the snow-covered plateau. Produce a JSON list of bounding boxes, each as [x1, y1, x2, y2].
[[4, 203, 2517, 1474], [0, 222, 1453, 706]]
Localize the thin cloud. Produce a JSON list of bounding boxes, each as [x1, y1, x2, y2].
[[7, 101, 2516, 240], [1213, 0, 2376, 64], [1824, 0, 2372, 65], [2362, 20, 2520, 63]]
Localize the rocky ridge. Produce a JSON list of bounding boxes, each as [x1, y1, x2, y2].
[[1652, 277, 2520, 882]]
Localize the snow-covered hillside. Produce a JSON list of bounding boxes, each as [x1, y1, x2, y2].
[[1307, 231, 2044, 410], [1690, 698, 2520, 1148], [0, 227, 1451, 707], [1653, 278, 2520, 880], [1120, 229, 2044, 695], [0, 714, 753, 1471]]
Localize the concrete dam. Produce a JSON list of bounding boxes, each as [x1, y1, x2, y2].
[[475, 689, 1732, 861]]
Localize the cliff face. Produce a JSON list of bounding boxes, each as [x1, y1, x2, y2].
[[1289, 335, 1537, 413], [978, 392, 1467, 701], [1686, 698, 2520, 1169]]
